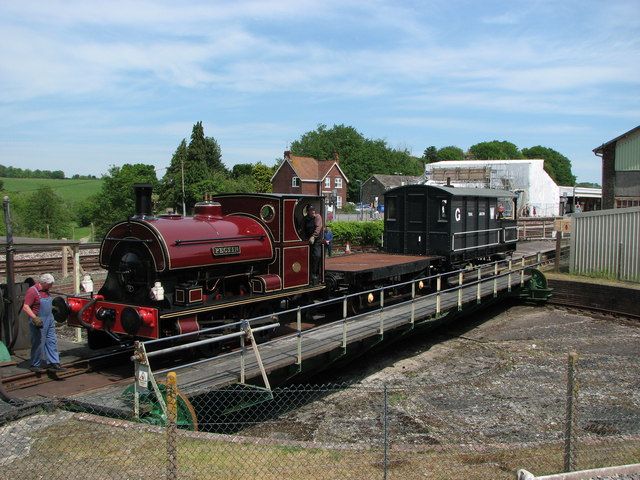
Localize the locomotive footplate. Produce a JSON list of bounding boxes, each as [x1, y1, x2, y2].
[[158, 284, 326, 320], [325, 252, 442, 284]]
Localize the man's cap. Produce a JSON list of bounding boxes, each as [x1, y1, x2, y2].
[[39, 273, 55, 284], [306, 204, 316, 211]]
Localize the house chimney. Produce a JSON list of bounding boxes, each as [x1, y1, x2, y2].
[[333, 151, 339, 163], [284, 150, 291, 160]]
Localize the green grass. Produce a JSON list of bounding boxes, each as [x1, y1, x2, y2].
[[1, 177, 103, 203], [70, 224, 94, 241], [6, 413, 638, 480]]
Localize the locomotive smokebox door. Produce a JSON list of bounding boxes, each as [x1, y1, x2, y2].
[[174, 284, 204, 306]]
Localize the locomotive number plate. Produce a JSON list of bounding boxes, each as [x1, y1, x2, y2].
[[212, 245, 241, 256]]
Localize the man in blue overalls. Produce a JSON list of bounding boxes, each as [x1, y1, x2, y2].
[[22, 273, 66, 373]]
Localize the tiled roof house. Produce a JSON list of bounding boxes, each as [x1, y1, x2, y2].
[[271, 151, 350, 208]]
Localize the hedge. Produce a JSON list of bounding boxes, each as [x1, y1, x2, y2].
[[327, 220, 384, 246]]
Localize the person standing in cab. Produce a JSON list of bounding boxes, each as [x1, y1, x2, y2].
[[22, 273, 66, 373], [303, 204, 323, 285]]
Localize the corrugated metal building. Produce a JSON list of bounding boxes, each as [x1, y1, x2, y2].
[[593, 125, 640, 209], [570, 206, 640, 282]]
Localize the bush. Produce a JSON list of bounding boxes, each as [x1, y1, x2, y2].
[[339, 203, 356, 214], [328, 220, 384, 246]]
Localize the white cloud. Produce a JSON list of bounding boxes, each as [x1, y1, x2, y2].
[[0, 0, 638, 184]]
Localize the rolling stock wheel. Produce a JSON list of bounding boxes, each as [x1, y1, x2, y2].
[[122, 383, 198, 431]]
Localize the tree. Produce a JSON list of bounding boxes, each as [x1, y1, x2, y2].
[[252, 162, 274, 193], [22, 186, 70, 238], [160, 122, 228, 212], [291, 124, 423, 201], [522, 146, 576, 185], [188, 121, 226, 173], [90, 164, 158, 237], [232, 164, 254, 178], [422, 146, 438, 164], [469, 140, 522, 159], [437, 146, 465, 160], [576, 181, 600, 188]]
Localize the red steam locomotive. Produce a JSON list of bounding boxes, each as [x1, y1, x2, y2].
[[63, 185, 327, 348]]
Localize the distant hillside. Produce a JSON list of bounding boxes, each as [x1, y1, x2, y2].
[[1, 177, 103, 203]]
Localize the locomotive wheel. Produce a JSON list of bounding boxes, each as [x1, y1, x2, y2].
[[196, 337, 222, 358], [244, 302, 278, 343], [122, 382, 198, 431]]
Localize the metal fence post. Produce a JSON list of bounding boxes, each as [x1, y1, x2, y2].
[[166, 371, 178, 480], [507, 259, 512, 292], [296, 307, 302, 365], [342, 296, 348, 351], [493, 262, 498, 297], [379, 290, 385, 336], [436, 275, 442, 315], [476, 268, 481, 304], [383, 384, 389, 480], [240, 333, 245, 384], [411, 282, 416, 324], [457, 271, 463, 311], [564, 352, 579, 472]]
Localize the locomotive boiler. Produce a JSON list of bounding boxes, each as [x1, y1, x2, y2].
[[64, 185, 325, 348]]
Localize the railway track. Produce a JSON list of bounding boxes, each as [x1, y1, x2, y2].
[[0, 246, 102, 280], [547, 297, 640, 322], [546, 278, 640, 322], [1, 347, 134, 398]]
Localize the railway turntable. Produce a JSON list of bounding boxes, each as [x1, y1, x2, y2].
[[51, 251, 550, 433]]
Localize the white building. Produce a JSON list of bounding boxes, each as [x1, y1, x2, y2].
[[423, 159, 560, 216]]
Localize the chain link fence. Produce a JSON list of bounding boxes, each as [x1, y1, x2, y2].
[[1, 351, 639, 480]]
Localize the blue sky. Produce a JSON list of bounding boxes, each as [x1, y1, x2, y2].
[[1, 0, 638, 183]]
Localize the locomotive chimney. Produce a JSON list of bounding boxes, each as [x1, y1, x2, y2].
[[133, 183, 153, 218]]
